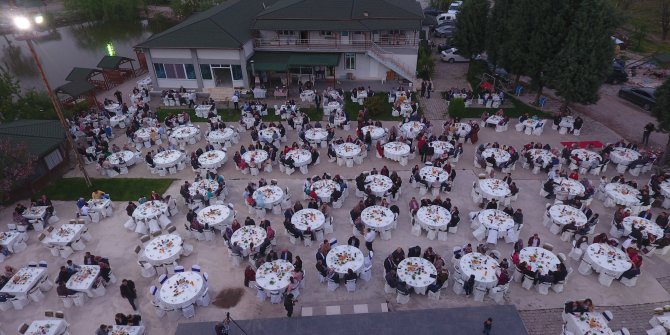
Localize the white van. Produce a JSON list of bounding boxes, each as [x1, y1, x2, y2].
[[436, 12, 457, 25]]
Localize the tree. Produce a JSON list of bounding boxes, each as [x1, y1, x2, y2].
[[454, 0, 489, 58], [429, 0, 451, 11], [0, 65, 55, 122], [0, 139, 37, 201], [416, 43, 435, 80], [495, 0, 536, 87], [485, 0, 513, 67], [63, 0, 144, 21], [547, 0, 616, 108], [662, 0, 670, 40], [652, 77, 670, 166], [170, 0, 222, 19]]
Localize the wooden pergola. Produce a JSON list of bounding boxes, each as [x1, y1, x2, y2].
[[55, 81, 100, 109], [65, 67, 110, 91], [97, 55, 137, 85]]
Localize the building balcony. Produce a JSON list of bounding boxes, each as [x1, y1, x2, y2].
[[253, 37, 419, 52]]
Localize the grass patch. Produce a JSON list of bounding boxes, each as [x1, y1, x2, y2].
[[342, 92, 412, 121], [156, 107, 324, 124], [39, 178, 175, 201]]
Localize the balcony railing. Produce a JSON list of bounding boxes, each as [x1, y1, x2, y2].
[[253, 37, 419, 51]]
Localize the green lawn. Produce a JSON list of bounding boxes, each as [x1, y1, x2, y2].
[[342, 92, 414, 121], [39, 178, 175, 201], [156, 107, 324, 123]]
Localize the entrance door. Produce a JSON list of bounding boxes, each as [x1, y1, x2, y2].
[[213, 68, 232, 87], [300, 31, 309, 44]]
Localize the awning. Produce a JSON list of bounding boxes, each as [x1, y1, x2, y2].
[[97, 55, 134, 70], [65, 67, 103, 82], [250, 52, 340, 71], [55, 81, 96, 97]]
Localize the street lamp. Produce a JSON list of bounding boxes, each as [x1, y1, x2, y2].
[[14, 15, 93, 187]]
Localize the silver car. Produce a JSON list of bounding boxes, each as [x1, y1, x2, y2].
[[440, 48, 469, 63]]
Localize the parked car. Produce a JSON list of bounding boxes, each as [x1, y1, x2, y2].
[[440, 48, 469, 63], [423, 6, 444, 17], [434, 25, 455, 38], [448, 1, 463, 13], [617, 87, 656, 110], [436, 12, 457, 26]]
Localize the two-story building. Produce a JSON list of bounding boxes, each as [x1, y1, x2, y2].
[[135, 0, 423, 92]]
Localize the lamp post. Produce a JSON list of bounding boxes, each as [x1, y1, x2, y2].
[[14, 15, 93, 187]]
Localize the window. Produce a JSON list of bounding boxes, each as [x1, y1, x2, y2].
[[277, 30, 293, 35], [200, 64, 213, 80], [153, 63, 196, 79], [344, 53, 356, 70], [44, 150, 63, 170], [231, 65, 243, 80], [341, 31, 349, 36], [320, 31, 333, 36]]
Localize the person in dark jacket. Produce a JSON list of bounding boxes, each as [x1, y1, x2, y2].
[[120, 279, 138, 311]]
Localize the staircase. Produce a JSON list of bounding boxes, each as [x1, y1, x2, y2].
[[367, 43, 418, 84]]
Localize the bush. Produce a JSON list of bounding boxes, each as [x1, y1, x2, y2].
[[447, 98, 466, 118], [363, 95, 388, 119]]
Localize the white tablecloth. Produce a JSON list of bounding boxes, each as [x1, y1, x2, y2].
[[170, 125, 200, 142], [159, 271, 205, 309], [584, 243, 632, 276], [560, 116, 575, 129], [111, 325, 146, 335], [242, 150, 268, 165], [430, 141, 453, 156], [305, 128, 328, 143], [335, 143, 361, 158], [195, 105, 214, 118], [459, 252, 499, 288], [482, 148, 511, 165], [454, 123, 471, 137], [478, 178, 511, 200], [197, 205, 233, 228], [365, 174, 393, 197], [660, 181, 670, 198], [25, 320, 68, 335], [110, 115, 126, 127], [486, 115, 504, 126], [361, 206, 394, 230], [622, 216, 664, 239], [519, 247, 560, 275], [286, 149, 311, 167], [416, 206, 451, 230], [0, 267, 46, 296], [66, 265, 100, 293], [571, 149, 601, 166], [0, 231, 22, 252], [419, 166, 449, 183], [22, 206, 48, 220], [477, 209, 514, 232], [134, 127, 158, 142], [291, 209, 325, 232], [133, 201, 168, 221], [553, 177, 586, 198], [207, 128, 235, 146], [46, 224, 85, 247], [108, 151, 136, 167], [400, 121, 425, 138], [521, 119, 539, 129], [253, 186, 284, 208], [610, 148, 640, 165], [88, 198, 112, 215], [255, 260, 295, 291], [565, 313, 614, 335], [153, 150, 184, 168], [605, 183, 640, 207], [259, 127, 280, 143], [198, 150, 226, 169], [383, 142, 410, 161], [528, 149, 556, 168], [361, 126, 385, 140], [188, 179, 219, 197], [231, 226, 266, 252], [397, 257, 436, 292], [549, 204, 587, 226], [143, 234, 183, 266], [311, 180, 340, 200], [327, 245, 365, 274]]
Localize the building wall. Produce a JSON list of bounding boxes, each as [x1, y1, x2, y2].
[[150, 48, 192, 58], [335, 53, 390, 80]]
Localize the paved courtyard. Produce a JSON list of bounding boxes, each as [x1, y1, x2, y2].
[[2, 60, 670, 334]]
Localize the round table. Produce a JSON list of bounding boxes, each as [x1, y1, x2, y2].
[[242, 150, 268, 165], [253, 186, 284, 208], [361, 206, 394, 230], [153, 150, 184, 168], [305, 128, 328, 143], [571, 149, 601, 166], [459, 252, 499, 288], [553, 177, 586, 199], [335, 143, 361, 158], [108, 151, 135, 167], [110, 115, 127, 127], [430, 141, 454, 156], [521, 119, 539, 130], [133, 201, 168, 221], [291, 209, 325, 232], [198, 150, 226, 169], [159, 271, 205, 309], [170, 125, 199, 143], [242, 115, 255, 129], [134, 127, 158, 142], [400, 121, 425, 138], [584, 243, 632, 277], [519, 247, 561, 275], [197, 205, 233, 228], [477, 209, 514, 232], [230, 226, 266, 253], [454, 122, 471, 137], [528, 149, 556, 168], [286, 149, 311, 167], [207, 128, 235, 146], [364, 174, 393, 197], [311, 180, 340, 201], [610, 148, 640, 165], [255, 260, 295, 291], [326, 245, 365, 274], [383, 142, 410, 161], [419, 166, 449, 183], [482, 148, 511, 166], [478, 179, 511, 200], [548, 204, 587, 227], [188, 179, 219, 197], [416, 205, 451, 231], [486, 115, 504, 126], [605, 183, 640, 207], [622, 216, 665, 239], [143, 234, 183, 266], [259, 127, 280, 143], [361, 126, 385, 140], [397, 257, 437, 294]]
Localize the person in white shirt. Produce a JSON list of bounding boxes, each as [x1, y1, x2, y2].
[[547, 169, 557, 180], [80, 204, 90, 217], [621, 237, 635, 250], [232, 94, 239, 110], [364, 228, 376, 252]]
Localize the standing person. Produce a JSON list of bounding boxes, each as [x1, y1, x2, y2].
[[315, 93, 321, 111], [420, 81, 427, 98], [284, 293, 297, 317], [483, 318, 493, 334], [364, 228, 376, 252], [215, 314, 232, 334], [427, 80, 433, 99], [114, 90, 123, 104], [232, 93, 239, 110], [642, 123, 655, 145], [120, 279, 138, 311]]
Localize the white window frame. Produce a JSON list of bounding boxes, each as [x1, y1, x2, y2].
[[44, 149, 63, 170], [344, 53, 356, 70]]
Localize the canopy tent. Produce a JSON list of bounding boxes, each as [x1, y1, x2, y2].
[[97, 55, 137, 84], [65, 67, 109, 90]]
